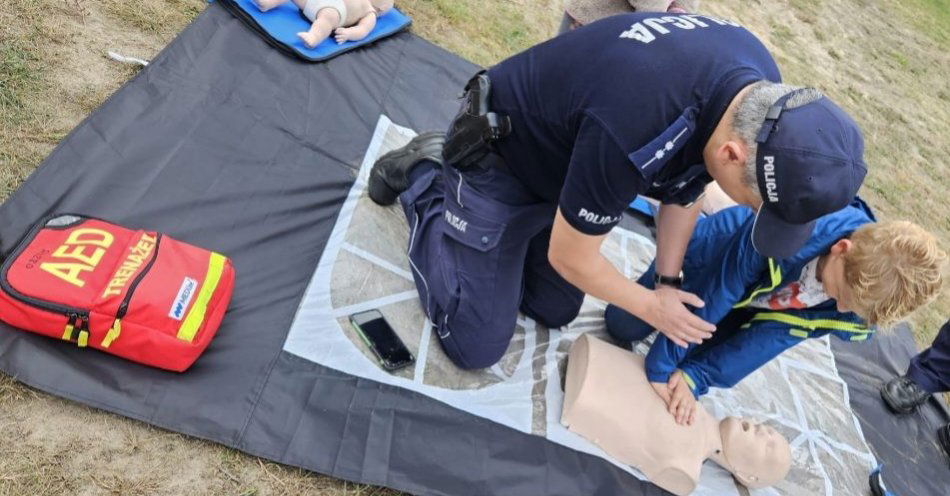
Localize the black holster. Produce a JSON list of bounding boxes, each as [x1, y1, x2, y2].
[[442, 72, 511, 171]]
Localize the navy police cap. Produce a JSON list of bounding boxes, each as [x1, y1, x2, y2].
[[751, 89, 868, 259]]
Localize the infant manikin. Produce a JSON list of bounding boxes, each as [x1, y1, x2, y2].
[[562, 334, 791, 495], [254, 0, 395, 48]]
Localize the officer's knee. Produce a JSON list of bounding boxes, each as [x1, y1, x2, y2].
[[436, 317, 512, 370], [441, 338, 507, 370], [532, 304, 581, 329], [521, 294, 582, 329], [604, 304, 654, 343]]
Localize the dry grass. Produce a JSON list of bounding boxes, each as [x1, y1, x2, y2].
[[0, 0, 947, 494], [395, 0, 562, 65]]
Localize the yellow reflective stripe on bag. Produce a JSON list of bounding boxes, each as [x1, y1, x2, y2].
[[734, 258, 782, 308], [177, 253, 227, 342]]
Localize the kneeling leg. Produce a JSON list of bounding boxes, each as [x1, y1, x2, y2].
[[520, 226, 584, 329]]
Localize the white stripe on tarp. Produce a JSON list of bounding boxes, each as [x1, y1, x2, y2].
[[342, 242, 414, 282], [413, 318, 432, 382], [331, 290, 418, 319]]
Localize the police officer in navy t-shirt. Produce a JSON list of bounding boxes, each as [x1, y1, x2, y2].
[[368, 13, 868, 370]]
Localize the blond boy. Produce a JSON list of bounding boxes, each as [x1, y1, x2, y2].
[[604, 199, 947, 425]]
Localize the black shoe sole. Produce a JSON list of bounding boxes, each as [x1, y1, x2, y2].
[[368, 167, 399, 206], [938, 425, 950, 459], [368, 132, 445, 206], [880, 387, 919, 415]]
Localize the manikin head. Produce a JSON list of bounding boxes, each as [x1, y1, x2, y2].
[[717, 417, 791, 489], [371, 0, 394, 15], [703, 81, 868, 259]]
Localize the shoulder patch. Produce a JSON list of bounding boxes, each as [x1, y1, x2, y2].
[[628, 106, 698, 175]]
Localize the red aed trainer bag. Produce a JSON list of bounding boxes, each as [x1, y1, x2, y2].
[[0, 214, 235, 372]]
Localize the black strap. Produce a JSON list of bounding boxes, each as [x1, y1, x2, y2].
[[653, 273, 683, 289], [443, 72, 511, 170], [754, 88, 815, 144]]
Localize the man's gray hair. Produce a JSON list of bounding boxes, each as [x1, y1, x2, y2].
[[732, 82, 824, 202]]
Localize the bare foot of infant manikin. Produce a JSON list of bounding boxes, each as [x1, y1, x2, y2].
[[253, 0, 287, 12]]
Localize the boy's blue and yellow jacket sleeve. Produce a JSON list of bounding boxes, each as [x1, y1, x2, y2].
[[677, 306, 871, 396], [642, 206, 769, 385], [677, 319, 803, 395], [641, 199, 876, 395]]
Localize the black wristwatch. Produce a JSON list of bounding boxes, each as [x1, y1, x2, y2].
[[653, 273, 683, 289]]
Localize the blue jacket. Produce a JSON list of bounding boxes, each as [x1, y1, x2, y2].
[[636, 199, 876, 397]]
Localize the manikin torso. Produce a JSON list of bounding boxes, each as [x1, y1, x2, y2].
[[562, 334, 726, 495]]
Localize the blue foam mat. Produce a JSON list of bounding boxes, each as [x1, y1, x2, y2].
[[627, 196, 708, 220], [628, 197, 656, 218], [219, 0, 411, 61]]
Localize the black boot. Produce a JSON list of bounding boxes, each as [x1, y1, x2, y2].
[[880, 376, 931, 414], [368, 131, 445, 206], [938, 423, 950, 460]]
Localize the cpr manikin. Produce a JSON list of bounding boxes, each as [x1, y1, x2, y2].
[[562, 335, 791, 495], [254, 0, 394, 48]]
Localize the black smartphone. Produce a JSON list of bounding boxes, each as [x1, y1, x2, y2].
[[349, 309, 415, 371]]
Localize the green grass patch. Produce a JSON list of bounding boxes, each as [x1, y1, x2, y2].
[[788, 0, 820, 24], [0, 41, 41, 123], [0, 10, 50, 196], [104, 0, 204, 36], [888, 49, 910, 69], [769, 22, 795, 44], [903, 0, 950, 45]]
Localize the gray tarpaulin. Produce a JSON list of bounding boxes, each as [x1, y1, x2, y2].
[[832, 325, 950, 496], [0, 3, 945, 495]]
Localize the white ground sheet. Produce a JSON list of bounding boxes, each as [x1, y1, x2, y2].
[[284, 116, 877, 495]]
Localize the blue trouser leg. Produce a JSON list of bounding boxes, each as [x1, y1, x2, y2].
[[907, 319, 950, 394], [604, 270, 655, 344], [399, 155, 560, 369], [520, 226, 585, 328], [604, 304, 655, 344]]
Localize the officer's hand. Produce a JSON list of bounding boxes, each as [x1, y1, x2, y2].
[[668, 371, 697, 426], [650, 381, 672, 406], [648, 286, 715, 348]]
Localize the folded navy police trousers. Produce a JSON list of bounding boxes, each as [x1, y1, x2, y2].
[[398, 153, 584, 369]]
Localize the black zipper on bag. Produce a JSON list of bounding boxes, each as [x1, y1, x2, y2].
[[114, 234, 162, 320], [0, 215, 90, 319], [76, 314, 90, 345], [64, 313, 79, 339], [100, 231, 162, 349]]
